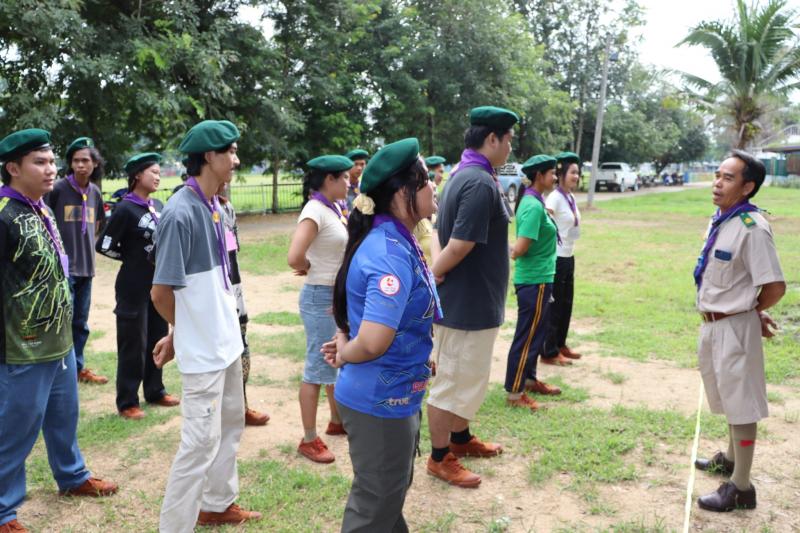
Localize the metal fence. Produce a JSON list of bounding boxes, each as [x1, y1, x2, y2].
[[147, 182, 304, 214]]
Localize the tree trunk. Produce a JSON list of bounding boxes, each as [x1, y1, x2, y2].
[[271, 157, 280, 214], [575, 106, 585, 156]]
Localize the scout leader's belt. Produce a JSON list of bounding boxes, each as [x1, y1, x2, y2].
[[700, 309, 752, 323]]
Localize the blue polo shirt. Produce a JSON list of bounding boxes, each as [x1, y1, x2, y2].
[[334, 220, 435, 418]]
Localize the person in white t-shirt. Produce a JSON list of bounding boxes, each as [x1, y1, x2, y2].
[[287, 155, 353, 464], [543, 152, 583, 363]]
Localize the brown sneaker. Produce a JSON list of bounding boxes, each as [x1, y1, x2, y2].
[[449, 435, 502, 458], [541, 354, 572, 366], [426, 453, 481, 488], [325, 421, 347, 435], [197, 503, 262, 526], [0, 519, 28, 533], [507, 393, 541, 411], [149, 394, 180, 407], [560, 346, 582, 359], [59, 477, 118, 497], [525, 379, 561, 395], [119, 406, 146, 420], [78, 368, 108, 384], [298, 437, 335, 464], [245, 408, 270, 426]]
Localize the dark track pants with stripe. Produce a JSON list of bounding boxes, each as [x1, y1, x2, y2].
[[504, 283, 553, 393]]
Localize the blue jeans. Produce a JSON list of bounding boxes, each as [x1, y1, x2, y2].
[[0, 349, 90, 526], [69, 276, 92, 372], [299, 284, 338, 385]]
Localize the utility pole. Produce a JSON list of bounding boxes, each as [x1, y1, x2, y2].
[[587, 36, 615, 208]]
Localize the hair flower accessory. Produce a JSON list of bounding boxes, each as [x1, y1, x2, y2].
[[353, 193, 375, 215]]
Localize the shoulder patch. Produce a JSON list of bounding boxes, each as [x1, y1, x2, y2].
[[0, 197, 8, 213], [739, 212, 756, 228], [379, 274, 400, 296]]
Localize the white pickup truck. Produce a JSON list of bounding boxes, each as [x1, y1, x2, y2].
[[595, 162, 639, 192]]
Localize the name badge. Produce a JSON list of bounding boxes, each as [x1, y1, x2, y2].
[[714, 249, 732, 261], [225, 230, 238, 252]]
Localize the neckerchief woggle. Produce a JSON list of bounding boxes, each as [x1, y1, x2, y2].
[[693, 201, 759, 289], [0, 185, 70, 276], [524, 188, 562, 245], [66, 174, 90, 234], [310, 191, 347, 226], [556, 187, 579, 227], [185, 177, 231, 290], [122, 191, 159, 225], [372, 214, 443, 321]]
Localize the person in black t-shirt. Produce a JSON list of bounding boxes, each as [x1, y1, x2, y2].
[[96, 153, 180, 419]]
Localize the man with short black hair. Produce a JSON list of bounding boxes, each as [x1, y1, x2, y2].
[[693, 150, 785, 512], [344, 149, 369, 211]]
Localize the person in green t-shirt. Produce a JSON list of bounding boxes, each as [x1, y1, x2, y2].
[[504, 154, 564, 411]]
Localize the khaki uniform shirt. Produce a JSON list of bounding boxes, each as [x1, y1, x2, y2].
[[696, 211, 784, 315]]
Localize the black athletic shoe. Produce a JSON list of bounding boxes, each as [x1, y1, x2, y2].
[[697, 481, 756, 512], [695, 451, 734, 476]]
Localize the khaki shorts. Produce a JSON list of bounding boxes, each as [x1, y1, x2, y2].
[[427, 324, 499, 420], [697, 310, 768, 425]]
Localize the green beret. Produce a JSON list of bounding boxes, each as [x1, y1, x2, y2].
[[66, 137, 94, 160], [425, 155, 446, 167], [124, 152, 162, 175], [469, 106, 519, 130], [555, 151, 580, 169], [179, 120, 240, 154], [345, 149, 370, 161], [361, 138, 420, 195], [307, 155, 354, 173], [0, 129, 52, 162], [521, 154, 557, 178]]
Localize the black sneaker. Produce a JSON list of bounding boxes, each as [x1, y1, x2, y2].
[[697, 481, 756, 512], [695, 451, 734, 476]]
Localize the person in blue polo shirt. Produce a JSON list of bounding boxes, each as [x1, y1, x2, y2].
[[323, 137, 438, 533]]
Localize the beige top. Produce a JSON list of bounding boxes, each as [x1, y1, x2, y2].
[[413, 217, 434, 266], [696, 210, 784, 314], [298, 199, 348, 286]]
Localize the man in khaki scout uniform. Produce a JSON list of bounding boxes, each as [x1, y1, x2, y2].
[[693, 150, 786, 512]]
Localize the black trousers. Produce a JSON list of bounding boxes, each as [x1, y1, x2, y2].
[[543, 256, 575, 358], [504, 283, 553, 392], [115, 298, 168, 411]]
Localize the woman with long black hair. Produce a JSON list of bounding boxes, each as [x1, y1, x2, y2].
[[323, 138, 438, 532], [96, 153, 179, 419]]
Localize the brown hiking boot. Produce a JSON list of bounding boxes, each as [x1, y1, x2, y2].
[[59, 477, 118, 497], [541, 354, 572, 366], [78, 368, 108, 384], [525, 379, 561, 395], [197, 503, 262, 526], [0, 520, 28, 533], [426, 453, 481, 488], [560, 346, 582, 359], [149, 394, 180, 407], [325, 421, 347, 435], [245, 408, 270, 426], [507, 393, 541, 411], [449, 436, 502, 458], [119, 406, 146, 420], [298, 437, 335, 463]]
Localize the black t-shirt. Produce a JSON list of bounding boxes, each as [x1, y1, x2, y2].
[[96, 198, 163, 314], [435, 166, 510, 330]]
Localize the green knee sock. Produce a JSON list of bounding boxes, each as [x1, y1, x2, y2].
[[725, 424, 735, 461], [730, 423, 757, 490]]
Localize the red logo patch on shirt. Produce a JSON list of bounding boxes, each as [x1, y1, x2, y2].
[[379, 274, 400, 296]]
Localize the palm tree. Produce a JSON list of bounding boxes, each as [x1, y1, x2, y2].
[[678, 0, 800, 148]]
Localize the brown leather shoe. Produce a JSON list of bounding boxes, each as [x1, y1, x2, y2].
[[541, 354, 573, 366], [695, 451, 734, 476], [59, 477, 118, 497], [525, 379, 561, 395], [325, 421, 347, 435], [78, 368, 108, 384], [560, 346, 582, 359], [426, 453, 481, 488], [298, 437, 335, 463], [245, 408, 270, 426], [119, 406, 146, 420], [197, 503, 262, 526], [506, 393, 541, 411], [449, 435, 502, 458], [697, 481, 756, 512], [149, 394, 180, 407], [0, 519, 28, 532]]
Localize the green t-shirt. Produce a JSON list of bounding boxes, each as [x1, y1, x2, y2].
[[514, 194, 557, 284]]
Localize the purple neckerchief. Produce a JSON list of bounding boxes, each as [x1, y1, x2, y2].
[[0, 185, 69, 277], [451, 149, 495, 179], [372, 214, 443, 320], [524, 188, 562, 245], [66, 174, 90, 234], [693, 201, 759, 289], [123, 192, 159, 225], [557, 187, 579, 226], [185, 177, 231, 290], [311, 191, 347, 226]]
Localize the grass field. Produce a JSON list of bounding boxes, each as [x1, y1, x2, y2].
[[19, 186, 800, 532]]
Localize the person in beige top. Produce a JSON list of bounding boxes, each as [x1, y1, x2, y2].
[[692, 150, 786, 513]]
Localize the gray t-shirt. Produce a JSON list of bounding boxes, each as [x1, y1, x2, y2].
[[45, 178, 105, 277], [435, 165, 510, 330]]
